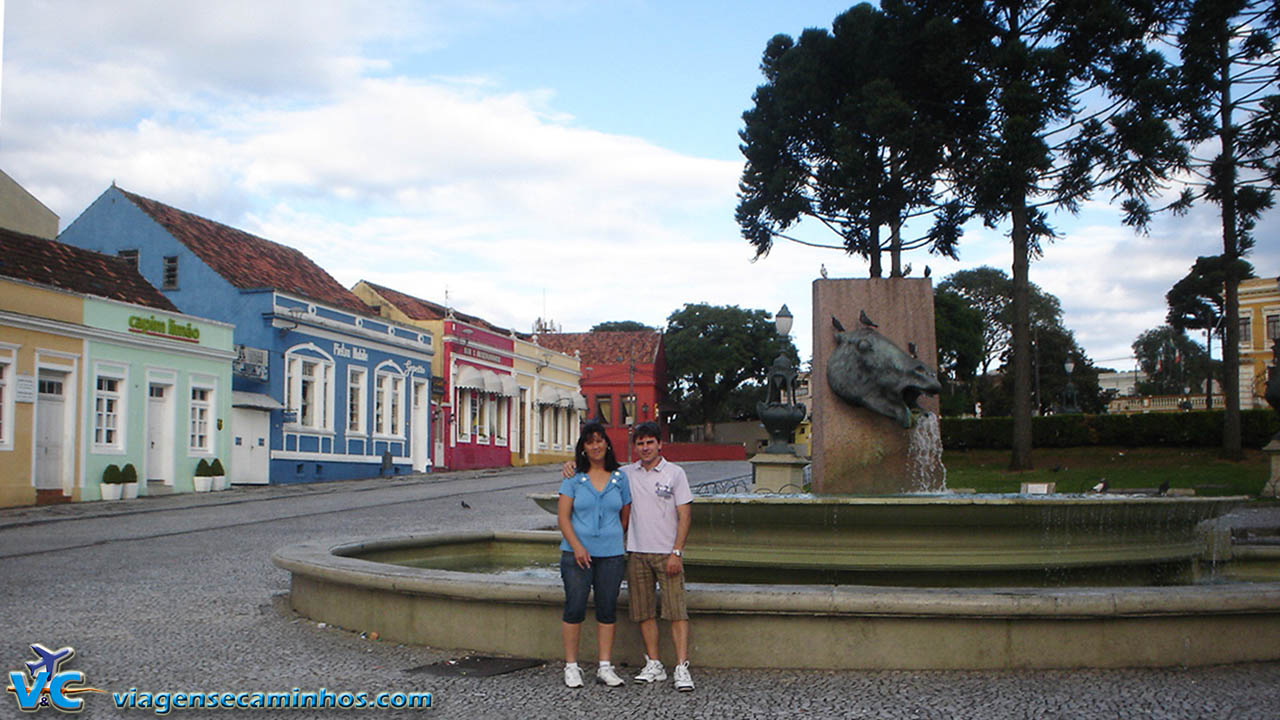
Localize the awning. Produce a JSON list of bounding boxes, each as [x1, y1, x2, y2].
[[455, 365, 485, 390], [556, 390, 575, 408], [232, 391, 284, 411], [500, 374, 519, 398], [537, 385, 561, 406], [482, 371, 503, 394], [573, 394, 587, 411]]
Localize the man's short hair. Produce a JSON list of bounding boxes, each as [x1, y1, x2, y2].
[[633, 421, 661, 442]]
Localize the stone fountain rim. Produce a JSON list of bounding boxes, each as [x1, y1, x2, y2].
[[528, 491, 1250, 508], [272, 530, 1280, 619]]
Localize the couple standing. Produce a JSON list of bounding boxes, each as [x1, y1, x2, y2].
[[556, 420, 694, 691]]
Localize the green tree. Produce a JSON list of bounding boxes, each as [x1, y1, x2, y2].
[[1132, 326, 1214, 396], [664, 304, 799, 440], [927, 0, 1185, 469], [736, 1, 985, 275], [937, 267, 1064, 377], [590, 321, 656, 332], [1166, 0, 1279, 458], [1165, 254, 1255, 408], [934, 288, 985, 415]]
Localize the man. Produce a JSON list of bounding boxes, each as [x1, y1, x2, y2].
[[563, 421, 694, 691]]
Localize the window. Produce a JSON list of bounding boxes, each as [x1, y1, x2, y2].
[[1238, 316, 1252, 346], [117, 249, 139, 270], [596, 395, 612, 426], [496, 396, 508, 445], [552, 406, 561, 448], [162, 256, 179, 289], [1267, 314, 1279, 343], [456, 388, 471, 442], [470, 390, 481, 440], [189, 386, 211, 451], [538, 403, 548, 445], [285, 352, 334, 431], [347, 368, 366, 434], [94, 374, 124, 449], [375, 370, 404, 437], [622, 394, 637, 426], [0, 356, 10, 448]]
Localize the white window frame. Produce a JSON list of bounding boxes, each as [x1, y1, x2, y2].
[[538, 403, 549, 448], [284, 345, 335, 433], [347, 366, 367, 435], [1240, 314, 1252, 346], [188, 382, 214, 454], [0, 346, 15, 451], [495, 395, 508, 446], [92, 363, 128, 453], [374, 362, 405, 439]]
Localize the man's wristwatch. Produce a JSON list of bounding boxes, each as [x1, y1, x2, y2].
[[671, 549, 683, 557]]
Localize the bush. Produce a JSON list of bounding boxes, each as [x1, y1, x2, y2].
[[121, 464, 138, 483], [941, 409, 1280, 450], [195, 458, 211, 477], [209, 458, 225, 476], [102, 464, 123, 484]]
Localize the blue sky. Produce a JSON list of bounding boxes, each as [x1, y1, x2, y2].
[[1, 0, 1275, 371]]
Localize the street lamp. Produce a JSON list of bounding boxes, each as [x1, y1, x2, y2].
[[757, 304, 805, 454], [775, 304, 794, 336], [1061, 359, 1080, 414]]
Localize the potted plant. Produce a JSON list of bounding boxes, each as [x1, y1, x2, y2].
[[100, 464, 124, 501], [193, 459, 214, 493], [121, 463, 140, 499], [209, 458, 228, 491]]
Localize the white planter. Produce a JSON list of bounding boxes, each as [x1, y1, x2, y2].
[[212, 475, 228, 491], [122, 482, 139, 499], [100, 483, 123, 501], [193, 476, 213, 493]]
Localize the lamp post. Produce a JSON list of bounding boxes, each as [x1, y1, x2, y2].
[[750, 304, 810, 492], [1061, 359, 1080, 414]]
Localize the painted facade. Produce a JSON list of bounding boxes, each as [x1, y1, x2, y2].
[[351, 282, 578, 470], [1239, 275, 1280, 408], [58, 187, 434, 484], [1, 227, 233, 507]]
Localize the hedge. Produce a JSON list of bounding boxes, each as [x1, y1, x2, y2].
[[941, 409, 1280, 450]]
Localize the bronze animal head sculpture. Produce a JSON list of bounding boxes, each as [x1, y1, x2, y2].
[[827, 314, 941, 428]]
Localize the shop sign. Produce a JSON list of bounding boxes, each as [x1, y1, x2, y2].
[[14, 375, 35, 403], [128, 315, 201, 343], [333, 342, 369, 361], [458, 345, 503, 364]]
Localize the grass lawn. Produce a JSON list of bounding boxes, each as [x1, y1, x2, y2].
[[943, 446, 1273, 497]]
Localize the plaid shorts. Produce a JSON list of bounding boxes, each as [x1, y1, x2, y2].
[[626, 552, 688, 621]]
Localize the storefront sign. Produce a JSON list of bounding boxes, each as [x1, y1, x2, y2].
[[14, 374, 35, 403], [458, 345, 504, 364], [333, 342, 369, 361], [128, 314, 201, 343]]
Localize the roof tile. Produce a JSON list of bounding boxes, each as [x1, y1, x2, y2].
[[535, 332, 662, 366], [0, 227, 178, 311]]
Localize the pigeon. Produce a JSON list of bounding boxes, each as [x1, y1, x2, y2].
[[859, 310, 878, 328], [832, 315, 846, 333], [461, 500, 472, 509], [1091, 478, 1109, 493], [820, 263, 829, 278], [924, 265, 932, 278], [1156, 479, 1170, 496], [902, 263, 912, 276], [908, 342, 918, 358], [1051, 465, 1065, 473]]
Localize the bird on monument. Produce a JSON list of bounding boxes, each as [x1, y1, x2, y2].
[[924, 265, 932, 278], [902, 263, 912, 276], [820, 263, 828, 279], [832, 315, 846, 333], [859, 310, 878, 328]]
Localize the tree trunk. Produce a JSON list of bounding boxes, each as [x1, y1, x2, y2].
[[889, 219, 903, 277], [1010, 195, 1033, 470], [1218, 32, 1242, 460], [1205, 328, 1213, 410], [868, 223, 883, 278]]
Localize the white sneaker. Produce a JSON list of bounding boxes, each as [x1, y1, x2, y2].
[[564, 663, 584, 688], [673, 661, 694, 692], [596, 663, 625, 687], [635, 655, 667, 683]]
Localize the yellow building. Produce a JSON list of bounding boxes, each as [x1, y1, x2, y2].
[[510, 335, 584, 466], [1239, 274, 1280, 408]]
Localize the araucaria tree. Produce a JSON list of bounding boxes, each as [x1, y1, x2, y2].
[[1169, 0, 1279, 458], [1165, 255, 1256, 408], [736, 1, 985, 276], [927, 0, 1185, 469]]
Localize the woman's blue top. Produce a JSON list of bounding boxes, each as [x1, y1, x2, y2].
[[559, 470, 632, 557]]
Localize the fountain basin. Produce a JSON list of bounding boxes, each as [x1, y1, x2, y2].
[[273, 529, 1280, 670]]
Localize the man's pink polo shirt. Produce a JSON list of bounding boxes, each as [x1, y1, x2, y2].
[[623, 457, 693, 554]]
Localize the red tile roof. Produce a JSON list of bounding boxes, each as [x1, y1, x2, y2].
[[119, 189, 371, 315], [0, 227, 178, 310], [535, 332, 663, 366], [359, 281, 524, 337]]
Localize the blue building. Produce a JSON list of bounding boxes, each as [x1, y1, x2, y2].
[[58, 186, 434, 484]]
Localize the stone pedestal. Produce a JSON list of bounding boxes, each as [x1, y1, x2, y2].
[[749, 453, 810, 493], [812, 278, 939, 494], [1263, 438, 1280, 499]]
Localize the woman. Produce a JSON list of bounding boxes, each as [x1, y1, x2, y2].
[[557, 422, 631, 688]]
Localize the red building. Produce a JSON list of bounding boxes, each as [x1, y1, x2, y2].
[[535, 331, 666, 461]]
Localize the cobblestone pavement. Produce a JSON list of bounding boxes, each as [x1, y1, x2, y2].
[[1, 462, 1277, 719]]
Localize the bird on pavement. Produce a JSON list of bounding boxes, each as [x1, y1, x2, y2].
[[1156, 479, 1170, 496], [859, 310, 878, 328], [461, 500, 472, 509], [1091, 478, 1109, 493]]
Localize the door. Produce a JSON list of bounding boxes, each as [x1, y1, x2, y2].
[[411, 380, 429, 472], [231, 408, 270, 484], [147, 384, 174, 483], [35, 373, 66, 490], [517, 390, 527, 459]]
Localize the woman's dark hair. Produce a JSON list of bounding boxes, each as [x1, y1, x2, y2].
[[574, 422, 620, 473]]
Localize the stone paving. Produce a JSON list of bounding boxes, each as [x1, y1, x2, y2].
[[1, 461, 1278, 719]]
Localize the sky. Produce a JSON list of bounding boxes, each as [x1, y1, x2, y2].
[[1, 0, 1276, 371]]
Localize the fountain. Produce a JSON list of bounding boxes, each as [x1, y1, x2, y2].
[[273, 279, 1280, 669]]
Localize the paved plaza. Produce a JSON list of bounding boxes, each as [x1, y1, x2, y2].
[[1, 461, 1278, 719]]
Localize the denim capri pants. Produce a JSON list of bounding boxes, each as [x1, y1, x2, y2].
[[560, 552, 625, 624]]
